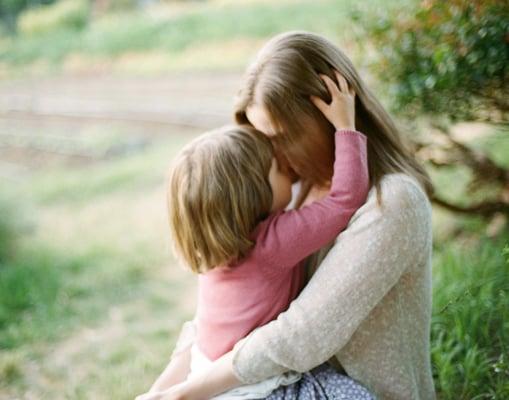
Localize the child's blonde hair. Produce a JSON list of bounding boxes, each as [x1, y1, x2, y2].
[[167, 125, 274, 273]]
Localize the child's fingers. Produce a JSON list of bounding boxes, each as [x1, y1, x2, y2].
[[320, 74, 341, 98], [334, 70, 350, 94]]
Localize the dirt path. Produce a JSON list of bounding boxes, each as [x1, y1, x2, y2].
[[0, 71, 242, 127], [0, 71, 243, 178]]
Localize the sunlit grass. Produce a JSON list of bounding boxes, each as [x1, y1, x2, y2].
[[0, 0, 418, 75], [0, 133, 198, 396], [22, 134, 191, 205]]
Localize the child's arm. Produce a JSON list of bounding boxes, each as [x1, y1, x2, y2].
[[149, 351, 240, 400], [135, 321, 195, 399], [134, 347, 191, 400], [148, 346, 191, 392], [254, 129, 368, 271], [254, 72, 368, 271]]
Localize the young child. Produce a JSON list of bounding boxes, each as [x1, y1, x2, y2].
[[138, 84, 369, 400]]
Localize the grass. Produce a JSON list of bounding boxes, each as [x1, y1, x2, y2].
[[431, 238, 509, 399], [22, 133, 191, 205], [0, 0, 418, 76], [428, 126, 509, 399], [0, 135, 198, 397]]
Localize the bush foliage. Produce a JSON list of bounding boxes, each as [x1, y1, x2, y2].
[[17, 0, 89, 36], [366, 0, 508, 121], [361, 0, 509, 220], [0, 0, 56, 32]]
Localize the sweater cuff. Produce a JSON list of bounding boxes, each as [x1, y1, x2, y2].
[[231, 332, 290, 384], [231, 338, 257, 384], [335, 129, 367, 141]]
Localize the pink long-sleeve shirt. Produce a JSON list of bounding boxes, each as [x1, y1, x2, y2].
[[196, 129, 369, 361]]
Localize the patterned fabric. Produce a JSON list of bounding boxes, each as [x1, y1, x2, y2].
[[265, 364, 375, 400], [231, 174, 436, 400]]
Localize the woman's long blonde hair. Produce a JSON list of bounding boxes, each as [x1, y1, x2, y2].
[[234, 31, 433, 204], [167, 125, 274, 273]]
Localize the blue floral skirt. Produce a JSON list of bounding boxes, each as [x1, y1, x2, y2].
[[265, 364, 375, 400]]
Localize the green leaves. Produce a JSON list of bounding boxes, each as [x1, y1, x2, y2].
[[364, 0, 509, 121]]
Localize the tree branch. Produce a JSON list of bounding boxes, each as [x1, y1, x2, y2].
[[429, 123, 509, 186], [432, 196, 509, 217]]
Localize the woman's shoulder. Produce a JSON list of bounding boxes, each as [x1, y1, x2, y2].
[[370, 173, 431, 212], [314, 173, 432, 275], [337, 173, 432, 245], [345, 173, 432, 233]]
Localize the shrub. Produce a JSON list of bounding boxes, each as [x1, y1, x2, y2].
[[360, 1, 509, 220], [17, 0, 89, 36], [0, 0, 56, 33], [365, 0, 508, 122]]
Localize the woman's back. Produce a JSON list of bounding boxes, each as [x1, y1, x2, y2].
[[329, 174, 433, 399], [232, 173, 435, 400]]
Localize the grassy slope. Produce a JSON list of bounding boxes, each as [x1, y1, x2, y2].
[[0, 0, 417, 75], [0, 134, 199, 398], [429, 126, 509, 399]]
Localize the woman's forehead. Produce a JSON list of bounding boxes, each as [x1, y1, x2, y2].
[[246, 104, 276, 137]]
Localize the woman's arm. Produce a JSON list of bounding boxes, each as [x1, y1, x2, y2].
[[153, 175, 432, 395], [233, 175, 432, 383]]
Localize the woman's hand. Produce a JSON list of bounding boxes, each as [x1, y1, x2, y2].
[[310, 70, 355, 131]]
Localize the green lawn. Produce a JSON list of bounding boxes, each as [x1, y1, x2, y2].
[[0, 134, 200, 397], [0, 0, 418, 76]]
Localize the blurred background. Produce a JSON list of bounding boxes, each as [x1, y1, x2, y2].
[[0, 0, 507, 398]]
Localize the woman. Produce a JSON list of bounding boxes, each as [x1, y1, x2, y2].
[[148, 31, 435, 400]]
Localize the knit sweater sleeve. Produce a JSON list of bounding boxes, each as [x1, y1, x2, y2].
[[231, 175, 432, 383]]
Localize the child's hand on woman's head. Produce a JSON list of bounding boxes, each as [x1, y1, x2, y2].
[[310, 70, 356, 131]]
